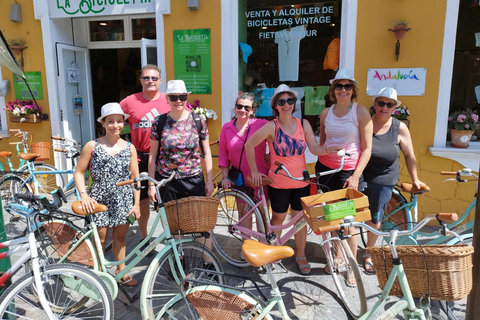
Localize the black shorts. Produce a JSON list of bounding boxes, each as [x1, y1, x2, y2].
[[268, 185, 310, 213], [156, 172, 206, 204], [315, 161, 364, 193], [137, 152, 149, 200]]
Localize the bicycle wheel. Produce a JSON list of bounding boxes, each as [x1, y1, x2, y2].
[[0, 175, 29, 240], [143, 241, 223, 320], [212, 189, 265, 267], [322, 238, 367, 319], [0, 263, 114, 319], [30, 164, 65, 194]]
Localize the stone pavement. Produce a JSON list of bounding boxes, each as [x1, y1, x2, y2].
[[110, 209, 467, 320]]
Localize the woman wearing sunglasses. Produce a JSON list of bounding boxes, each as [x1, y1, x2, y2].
[[316, 69, 373, 279], [362, 87, 425, 273], [148, 79, 214, 202], [246, 84, 341, 274]]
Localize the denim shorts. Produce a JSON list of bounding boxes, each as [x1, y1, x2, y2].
[[364, 182, 395, 224]]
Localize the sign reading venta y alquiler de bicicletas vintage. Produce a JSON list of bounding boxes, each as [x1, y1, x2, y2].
[[48, 0, 155, 18]]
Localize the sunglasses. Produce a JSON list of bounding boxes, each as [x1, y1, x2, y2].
[[235, 104, 252, 111], [140, 76, 160, 81], [276, 97, 296, 106], [334, 83, 353, 91], [168, 94, 188, 102], [376, 100, 396, 108]]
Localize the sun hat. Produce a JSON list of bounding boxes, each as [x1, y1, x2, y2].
[[270, 84, 298, 105], [372, 87, 401, 107], [329, 68, 358, 84], [165, 80, 191, 95], [97, 102, 129, 123]]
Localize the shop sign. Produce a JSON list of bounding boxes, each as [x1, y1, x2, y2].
[[366, 68, 427, 96], [48, 0, 155, 19], [245, 3, 337, 39], [173, 29, 211, 94], [13, 72, 44, 100]]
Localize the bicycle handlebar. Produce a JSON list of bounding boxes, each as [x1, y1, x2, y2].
[[441, 168, 478, 182], [117, 164, 178, 190]]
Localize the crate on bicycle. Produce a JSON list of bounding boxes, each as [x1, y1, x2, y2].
[[164, 196, 219, 234], [366, 244, 474, 301], [301, 188, 371, 234]]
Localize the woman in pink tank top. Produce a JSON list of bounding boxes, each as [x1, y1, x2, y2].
[[245, 84, 342, 275], [317, 69, 373, 279]]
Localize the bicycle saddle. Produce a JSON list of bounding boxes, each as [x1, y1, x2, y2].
[[71, 201, 108, 216], [18, 152, 41, 161], [0, 151, 12, 158], [400, 182, 430, 194], [241, 239, 294, 267], [246, 176, 274, 187]]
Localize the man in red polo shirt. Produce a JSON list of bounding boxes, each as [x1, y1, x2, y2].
[[120, 64, 170, 251]]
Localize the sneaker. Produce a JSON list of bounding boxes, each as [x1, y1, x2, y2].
[[140, 238, 154, 257]]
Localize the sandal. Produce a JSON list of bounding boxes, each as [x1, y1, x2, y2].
[[363, 254, 376, 274], [116, 270, 138, 287], [296, 257, 311, 275]]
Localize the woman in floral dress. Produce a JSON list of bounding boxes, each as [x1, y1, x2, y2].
[[74, 102, 140, 286]]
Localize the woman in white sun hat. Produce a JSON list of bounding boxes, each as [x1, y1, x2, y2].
[[246, 84, 342, 275], [362, 87, 426, 273], [316, 68, 373, 282], [75, 102, 140, 286]]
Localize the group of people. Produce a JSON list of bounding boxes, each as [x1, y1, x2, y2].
[[74, 64, 213, 286], [73, 64, 424, 286]]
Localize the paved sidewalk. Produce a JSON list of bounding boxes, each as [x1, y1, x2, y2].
[[110, 209, 467, 320]]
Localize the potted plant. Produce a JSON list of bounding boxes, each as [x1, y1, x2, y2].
[[3, 99, 42, 123], [448, 109, 479, 148], [188, 99, 218, 120], [392, 20, 410, 40], [7, 38, 26, 55]]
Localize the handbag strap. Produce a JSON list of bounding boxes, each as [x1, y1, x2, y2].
[[237, 119, 252, 169]]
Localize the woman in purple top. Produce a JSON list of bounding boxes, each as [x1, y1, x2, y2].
[[218, 92, 269, 230]]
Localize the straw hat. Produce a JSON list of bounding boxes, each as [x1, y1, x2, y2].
[[329, 68, 358, 84], [97, 102, 129, 123], [270, 84, 298, 105], [165, 80, 191, 95], [372, 87, 401, 107]]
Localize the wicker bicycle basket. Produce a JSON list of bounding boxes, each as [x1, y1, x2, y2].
[[30, 142, 51, 162], [366, 244, 474, 301], [163, 196, 219, 234]]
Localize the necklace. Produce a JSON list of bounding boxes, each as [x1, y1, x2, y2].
[[332, 102, 352, 113]]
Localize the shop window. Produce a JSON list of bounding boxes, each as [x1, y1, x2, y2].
[[449, 0, 480, 140], [89, 20, 125, 42], [131, 18, 156, 41], [240, 0, 342, 131]]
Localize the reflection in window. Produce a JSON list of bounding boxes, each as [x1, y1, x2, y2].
[[89, 20, 125, 42], [132, 18, 156, 40]]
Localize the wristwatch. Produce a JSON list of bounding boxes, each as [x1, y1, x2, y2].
[[80, 190, 87, 195]]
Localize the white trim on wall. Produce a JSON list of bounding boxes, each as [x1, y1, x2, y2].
[[340, 0, 357, 72], [156, 0, 170, 93]]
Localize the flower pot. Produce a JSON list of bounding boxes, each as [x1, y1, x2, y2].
[[243, 74, 254, 86], [449, 129, 473, 148], [399, 119, 410, 128], [9, 114, 43, 123], [393, 26, 409, 40], [9, 45, 24, 56]]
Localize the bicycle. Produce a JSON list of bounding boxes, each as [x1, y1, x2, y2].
[[316, 212, 463, 320], [160, 239, 295, 319], [212, 151, 368, 319], [39, 167, 223, 320], [0, 189, 114, 319]]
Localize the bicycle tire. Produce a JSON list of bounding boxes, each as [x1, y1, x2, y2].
[[437, 299, 465, 320], [0, 263, 114, 319], [0, 175, 29, 240], [212, 188, 265, 267], [29, 164, 66, 194], [382, 189, 409, 232], [323, 238, 367, 318], [143, 241, 223, 320], [161, 288, 274, 320]]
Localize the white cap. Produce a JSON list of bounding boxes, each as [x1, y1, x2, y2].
[[270, 84, 298, 105], [329, 68, 358, 84], [372, 87, 401, 107], [97, 102, 129, 123], [165, 80, 191, 95]]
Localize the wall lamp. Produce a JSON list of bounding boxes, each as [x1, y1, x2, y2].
[[388, 20, 410, 61], [9, 1, 22, 23], [187, 0, 199, 11]]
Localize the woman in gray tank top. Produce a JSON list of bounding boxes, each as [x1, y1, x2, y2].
[[363, 87, 425, 274]]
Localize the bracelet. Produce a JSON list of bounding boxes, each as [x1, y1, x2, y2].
[[148, 184, 155, 187], [221, 177, 230, 182]]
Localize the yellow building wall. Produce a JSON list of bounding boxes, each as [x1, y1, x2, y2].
[[356, 0, 475, 221], [164, 0, 223, 178], [0, 0, 53, 167]]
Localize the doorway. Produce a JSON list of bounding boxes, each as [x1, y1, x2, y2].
[[89, 48, 142, 137]]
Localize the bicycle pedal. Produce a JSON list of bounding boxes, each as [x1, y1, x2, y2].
[[11, 215, 21, 222]]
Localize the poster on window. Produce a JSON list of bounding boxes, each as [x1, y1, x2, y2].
[[13, 72, 44, 100], [366, 68, 427, 96], [173, 29, 211, 94]]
